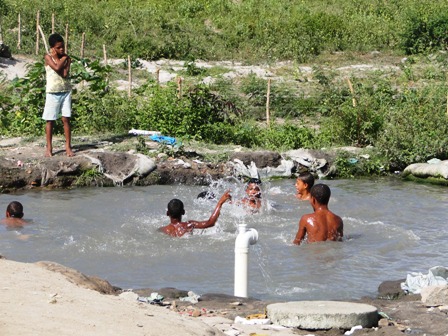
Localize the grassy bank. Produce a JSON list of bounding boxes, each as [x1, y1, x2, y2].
[[1, 0, 448, 62], [1, 0, 448, 178]]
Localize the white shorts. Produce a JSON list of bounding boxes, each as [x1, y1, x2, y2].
[[42, 91, 72, 120]]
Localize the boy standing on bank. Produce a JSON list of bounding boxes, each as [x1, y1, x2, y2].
[[42, 33, 74, 157]]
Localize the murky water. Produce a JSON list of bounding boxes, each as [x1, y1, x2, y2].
[[1, 178, 447, 301]]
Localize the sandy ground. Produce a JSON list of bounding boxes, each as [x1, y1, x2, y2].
[[2, 256, 448, 336], [0, 258, 222, 336], [0, 258, 305, 336]]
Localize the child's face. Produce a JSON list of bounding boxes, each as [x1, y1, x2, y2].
[[246, 183, 261, 198], [295, 179, 307, 194], [52, 42, 65, 56]]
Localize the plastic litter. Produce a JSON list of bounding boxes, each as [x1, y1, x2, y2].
[[179, 291, 200, 304], [401, 266, 448, 294], [234, 316, 271, 325], [137, 292, 164, 305], [344, 325, 362, 335], [149, 134, 177, 145], [128, 129, 161, 136]]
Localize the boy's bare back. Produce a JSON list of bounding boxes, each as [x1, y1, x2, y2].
[[294, 210, 343, 244], [293, 184, 343, 245]]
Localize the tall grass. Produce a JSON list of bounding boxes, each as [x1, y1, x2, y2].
[[2, 0, 448, 62]]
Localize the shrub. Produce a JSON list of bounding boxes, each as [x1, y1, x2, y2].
[[376, 85, 448, 170]]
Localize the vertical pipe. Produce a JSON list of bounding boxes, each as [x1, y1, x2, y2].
[[234, 246, 249, 297], [234, 224, 258, 298]]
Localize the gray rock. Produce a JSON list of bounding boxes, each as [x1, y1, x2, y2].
[[378, 279, 406, 300], [421, 285, 448, 307], [230, 151, 282, 168]]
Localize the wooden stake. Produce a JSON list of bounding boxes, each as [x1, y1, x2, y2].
[[128, 55, 132, 98], [38, 25, 49, 53], [156, 68, 160, 85], [64, 23, 69, 53], [103, 44, 107, 65], [17, 13, 21, 50], [0, 15, 3, 42], [346, 77, 361, 145], [266, 78, 271, 127], [51, 13, 55, 34], [80, 32, 85, 58], [177, 77, 182, 98], [35, 10, 40, 55], [346, 77, 357, 107]]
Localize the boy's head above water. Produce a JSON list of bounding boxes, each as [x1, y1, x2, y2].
[[167, 199, 185, 219], [245, 178, 262, 198], [6, 201, 24, 218]]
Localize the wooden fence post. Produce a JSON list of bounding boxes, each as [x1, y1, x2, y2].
[[38, 25, 48, 53], [266, 78, 271, 127], [35, 10, 40, 55], [156, 68, 160, 85], [0, 15, 3, 42], [17, 13, 21, 50], [64, 23, 68, 53], [103, 44, 107, 65], [346, 77, 357, 107], [80, 32, 85, 58], [177, 77, 182, 98], [346, 77, 360, 145], [128, 55, 132, 98]]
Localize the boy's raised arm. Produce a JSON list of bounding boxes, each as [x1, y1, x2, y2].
[[191, 190, 231, 229]]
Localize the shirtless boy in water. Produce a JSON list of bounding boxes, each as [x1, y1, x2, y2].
[[295, 172, 314, 201], [160, 190, 231, 237], [1, 201, 27, 227], [293, 184, 343, 244]]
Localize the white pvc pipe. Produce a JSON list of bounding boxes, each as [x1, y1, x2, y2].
[[234, 224, 258, 298]]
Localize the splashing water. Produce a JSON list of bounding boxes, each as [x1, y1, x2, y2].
[[1, 178, 447, 301]]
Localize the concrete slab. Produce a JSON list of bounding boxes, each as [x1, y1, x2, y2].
[[267, 301, 378, 330]]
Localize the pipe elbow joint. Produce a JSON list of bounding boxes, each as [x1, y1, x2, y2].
[[235, 228, 258, 249]]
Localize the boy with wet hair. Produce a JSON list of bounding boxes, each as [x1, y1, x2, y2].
[[295, 172, 315, 201], [43, 33, 73, 157], [160, 190, 231, 237], [1, 201, 27, 227], [240, 178, 262, 211], [293, 184, 343, 245]]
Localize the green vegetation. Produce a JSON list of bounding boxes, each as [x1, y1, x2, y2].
[[2, 0, 448, 61], [1, 0, 448, 178]]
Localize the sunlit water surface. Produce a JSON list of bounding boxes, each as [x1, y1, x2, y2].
[[1, 178, 447, 301]]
